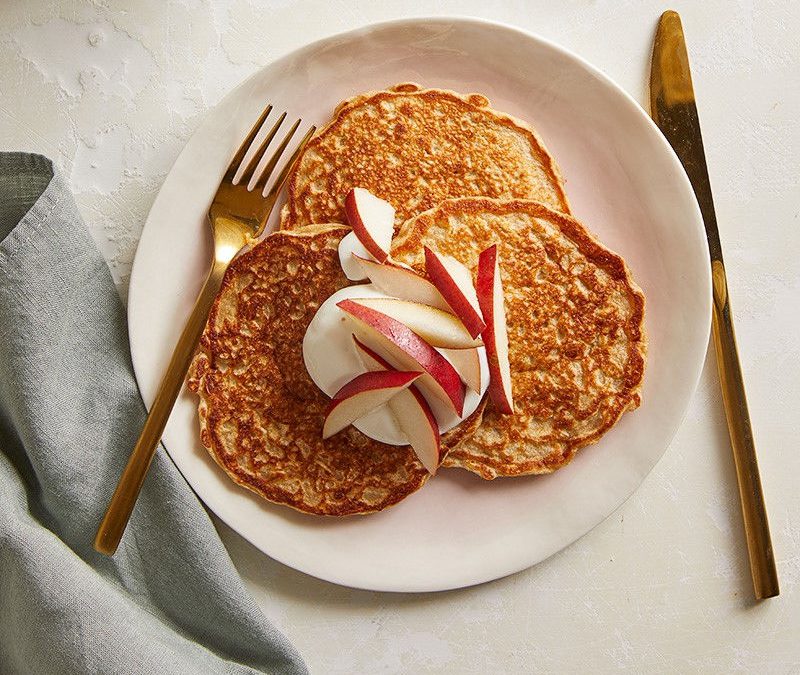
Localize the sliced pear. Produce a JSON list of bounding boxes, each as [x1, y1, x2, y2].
[[346, 297, 482, 349], [352, 336, 443, 474], [352, 255, 450, 311], [438, 347, 482, 392], [344, 188, 394, 263], [476, 244, 513, 414], [424, 247, 486, 338], [323, 370, 421, 438], [338, 299, 465, 416]]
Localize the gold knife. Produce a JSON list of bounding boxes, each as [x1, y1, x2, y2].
[[650, 10, 779, 599]]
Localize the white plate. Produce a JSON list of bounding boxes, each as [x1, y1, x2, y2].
[[128, 17, 710, 592]]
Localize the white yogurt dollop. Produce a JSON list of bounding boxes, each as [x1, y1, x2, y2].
[[302, 283, 489, 446]]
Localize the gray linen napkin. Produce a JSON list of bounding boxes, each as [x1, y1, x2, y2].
[[0, 153, 308, 675]]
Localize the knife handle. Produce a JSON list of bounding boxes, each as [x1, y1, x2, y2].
[[711, 260, 779, 599]]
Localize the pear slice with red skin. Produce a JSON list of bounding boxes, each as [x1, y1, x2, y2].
[[344, 188, 395, 263], [424, 247, 486, 339], [389, 385, 443, 475], [476, 244, 514, 414], [345, 297, 482, 349], [352, 254, 450, 311], [322, 370, 421, 439], [338, 298, 465, 416], [353, 335, 396, 375], [338, 232, 373, 281], [438, 347, 482, 392], [352, 337, 443, 475]]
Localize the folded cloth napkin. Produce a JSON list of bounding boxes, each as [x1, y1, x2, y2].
[[0, 153, 307, 675]]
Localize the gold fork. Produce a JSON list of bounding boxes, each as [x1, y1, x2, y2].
[[94, 105, 315, 555]]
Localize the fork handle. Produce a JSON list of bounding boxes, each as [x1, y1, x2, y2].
[[94, 260, 227, 555]]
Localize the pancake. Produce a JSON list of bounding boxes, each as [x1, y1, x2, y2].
[[188, 223, 483, 515], [280, 83, 570, 231], [390, 198, 646, 479]]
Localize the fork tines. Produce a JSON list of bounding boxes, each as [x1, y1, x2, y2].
[[225, 103, 315, 196]]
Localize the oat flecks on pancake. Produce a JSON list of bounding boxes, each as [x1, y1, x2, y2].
[[391, 198, 647, 480], [280, 82, 570, 231], [187, 224, 481, 515]]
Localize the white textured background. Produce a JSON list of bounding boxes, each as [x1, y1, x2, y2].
[[2, 1, 799, 672]]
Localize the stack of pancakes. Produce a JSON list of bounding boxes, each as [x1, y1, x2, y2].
[[188, 83, 646, 515]]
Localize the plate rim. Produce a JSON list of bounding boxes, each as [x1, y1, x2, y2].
[[128, 15, 711, 592]]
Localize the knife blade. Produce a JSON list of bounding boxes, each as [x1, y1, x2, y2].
[[650, 10, 779, 599]]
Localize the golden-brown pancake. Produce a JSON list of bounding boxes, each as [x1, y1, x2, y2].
[[188, 224, 483, 514], [390, 198, 646, 479], [280, 83, 570, 231]]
